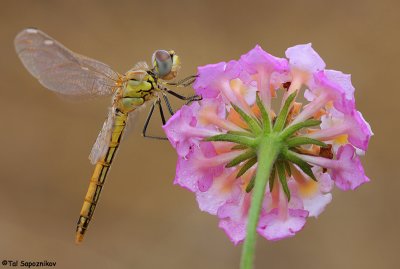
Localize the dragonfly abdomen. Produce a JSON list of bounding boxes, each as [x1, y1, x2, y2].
[[76, 110, 128, 244]]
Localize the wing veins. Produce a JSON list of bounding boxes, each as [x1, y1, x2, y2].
[[15, 28, 121, 97]]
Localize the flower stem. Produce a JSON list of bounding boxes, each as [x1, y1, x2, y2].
[[240, 136, 280, 269]]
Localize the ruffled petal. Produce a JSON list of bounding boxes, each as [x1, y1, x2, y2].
[[332, 145, 370, 190], [194, 61, 242, 98], [285, 43, 326, 74], [258, 208, 308, 241]]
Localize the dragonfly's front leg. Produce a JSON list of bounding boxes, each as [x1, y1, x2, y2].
[[142, 76, 202, 140], [142, 98, 168, 140], [163, 88, 202, 105], [166, 75, 198, 88], [161, 74, 202, 105]]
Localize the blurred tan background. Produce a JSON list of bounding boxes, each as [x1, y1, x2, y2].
[[0, 0, 398, 268]]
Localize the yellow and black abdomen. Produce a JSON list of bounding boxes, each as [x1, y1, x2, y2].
[[75, 110, 128, 243]]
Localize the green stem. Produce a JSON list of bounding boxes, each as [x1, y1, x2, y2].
[[240, 136, 280, 269]]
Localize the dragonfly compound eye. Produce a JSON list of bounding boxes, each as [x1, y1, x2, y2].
[[152, 50, 173, 79]]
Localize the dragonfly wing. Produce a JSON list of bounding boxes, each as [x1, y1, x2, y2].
[[122, 103, 148, 140], [15, 28, 120, 97], [89, 108, 116, 164]]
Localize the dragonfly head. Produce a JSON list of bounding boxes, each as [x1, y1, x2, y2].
[[152, 50, 180, 80]]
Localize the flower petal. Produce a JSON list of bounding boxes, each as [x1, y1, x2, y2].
[[173, 142, 224, 192], [332, 145, 370, 190], [285, 43, 326, 74], [258, 208, 308, 241], [240, 45, 288, 74], [194, 61, 242, 98]]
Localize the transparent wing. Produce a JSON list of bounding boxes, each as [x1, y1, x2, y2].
[[89, 108, 116, 164], [15, 28, 120, 97], [122, 102, 148, 140], [89, 105, 146, 164]]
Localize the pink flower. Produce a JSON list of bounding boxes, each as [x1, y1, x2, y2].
[[240, 45, 289, 108], [174, 142, 243, 192], [291, 167, 333, 217], [193, 61, 242, 99], [258, 208, 308, 241], [241, 45, 288, 74], [164, 44, 372, 244], [258, 181, 309, 241], [218, 191, 251, 245], [333, 145, 370, 190], [307, 109, 373, 150], [297, 145, 370, 191], [285, 43, 326, 93], [312, 70, 355, 114], [196, 168, 243, 215], [291, 70, 356, 126], [285, 43, 326, 75]]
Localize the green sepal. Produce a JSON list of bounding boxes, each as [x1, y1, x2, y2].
[[284, 161, 292, 177], [204, 133, 255, 147], [255, 93, 272, 133], [236, 156, 257, 178], [231, 103, 262, 134], [277, 162, 291, 201], [226, 150, 256, 168], [231, 144, 249, 150], [279, 119, 321, 140], [286, 136, 328, 148], [268, 165, 276, 192], [245, 174, 256, 193], [282, 149, 317, 181], [228, 130, 256, 138], [273, 91, 297, 132]]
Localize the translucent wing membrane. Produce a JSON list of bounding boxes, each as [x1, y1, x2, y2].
[[122, 103, 147, 139], [15, 28, 120, 97], [89, 108, 116, 164], [89, 105, 145, 165]]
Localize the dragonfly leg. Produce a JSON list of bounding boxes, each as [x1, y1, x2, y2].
[[162, 94, 174, 115], [166, 75, 198, 88], [158, 98, 166, 125], [164, 88, 202, 105], [142, 99, 168, 140]]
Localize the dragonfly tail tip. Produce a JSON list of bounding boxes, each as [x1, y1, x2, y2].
[[75, 233, 84, 244]]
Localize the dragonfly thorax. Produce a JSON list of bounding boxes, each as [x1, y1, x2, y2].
[[115, 77, 158, 113]]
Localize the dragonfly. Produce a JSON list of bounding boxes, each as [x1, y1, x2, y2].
[[14, 28, 199, 244]]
